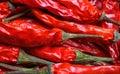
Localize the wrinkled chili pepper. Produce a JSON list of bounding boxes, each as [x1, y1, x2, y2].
[[25, 45, 113, 64], [0, 1, 11, 20], [53, 63, 120, 74], [63, 39, 109, 57], [11, 0, 120, 25], [31, 8, 120, 41], [0, 18, 101, 47], [5, 63, 120, 74]]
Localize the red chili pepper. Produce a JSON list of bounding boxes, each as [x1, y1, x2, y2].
[[0, 18, 62, 47], [0, 17, 103, 47], [52, 63, 120, 74], [26, 45, 113, 64], [32, 8, 117, 40], [0, 1, 11, 20]]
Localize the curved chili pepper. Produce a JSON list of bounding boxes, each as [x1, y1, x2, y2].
[[26, 45, 113, 64], [0, 17, 103, 47], [31, 8, 120, 41], [0, 18, 62, 47], [0, 1, 11, 20]]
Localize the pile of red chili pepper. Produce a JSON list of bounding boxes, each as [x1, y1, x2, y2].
[[0, 0, 120, 74]]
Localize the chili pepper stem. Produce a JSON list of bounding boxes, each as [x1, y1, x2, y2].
[[8, 1, 15, 11], [4, 68, 49, 74], [17, 50, 54, 74], [62, 31, 103, 41], [100, 11, 120, 26], [113, 30, 120, 42], [0, 63, 29, 71], [74, 50, 113, 64], [2, 9, 30, 22]]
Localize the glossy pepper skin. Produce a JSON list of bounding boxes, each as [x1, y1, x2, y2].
[[0, 18, 62, 47], [53, 63, 120, 74], [0, 2, 11, 20], [32, 8, 114, 41], [0, 44, 20, 64], [26, 46, 76, 63], [11, 0, 102, 23], [26, 45, 113, 64], [89, 0, 103, 10]]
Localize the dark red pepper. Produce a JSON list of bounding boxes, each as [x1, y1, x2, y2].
[[63, 39, 109, 57]]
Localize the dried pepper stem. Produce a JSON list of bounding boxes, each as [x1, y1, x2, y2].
[[113, 30, 120, 42], [4, 67, 49, 74], [0, 63, 49, 74], [100, 11, 120, 26], [7, 1, 15, 11], [2, 9, 30, 22], [4, 70, 48, 74], [75, 50, 113, 64], [62, 31, 103, 41], [0, 63, 29, 71], [17, 50, 54, 74]]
